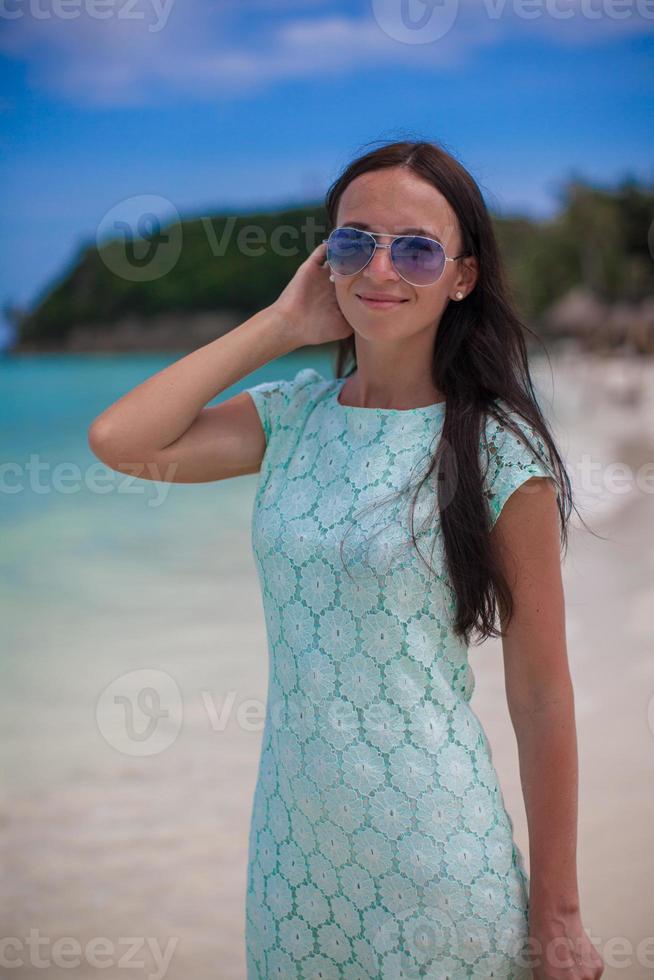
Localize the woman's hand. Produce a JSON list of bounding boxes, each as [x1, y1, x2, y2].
[[529, 909, 605, 979], [271, 241, 354, 348]]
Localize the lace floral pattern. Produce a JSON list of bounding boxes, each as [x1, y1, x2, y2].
[[243, 368, 554, 979]]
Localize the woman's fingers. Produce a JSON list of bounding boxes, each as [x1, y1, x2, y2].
[[308, 240, 327, 265]]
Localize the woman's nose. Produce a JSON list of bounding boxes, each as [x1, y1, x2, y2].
[[362, 244, 399, 281]]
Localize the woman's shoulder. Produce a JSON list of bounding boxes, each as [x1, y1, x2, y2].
[[481, 398, 551, 456], [275, 366, 331, 404], [244, 366, 329, 443], [290, 366, 330, 393], [480, 398, 558, 526], [245, 365, 327, 405]]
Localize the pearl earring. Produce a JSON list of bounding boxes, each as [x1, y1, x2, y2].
[[329, 274, 335, 282], [455, 291, 463, 300]]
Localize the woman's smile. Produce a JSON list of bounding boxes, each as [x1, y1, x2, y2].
[[356, 293, 409, 310]]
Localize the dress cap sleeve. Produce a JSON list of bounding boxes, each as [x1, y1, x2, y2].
[[481, 404, 557, 528], [245, 366, 326, 445]]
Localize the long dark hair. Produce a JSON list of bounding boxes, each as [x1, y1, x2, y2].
[[325, 138, 589, 647]]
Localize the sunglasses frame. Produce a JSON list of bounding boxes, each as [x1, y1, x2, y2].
[[322, 226, 472, 287]]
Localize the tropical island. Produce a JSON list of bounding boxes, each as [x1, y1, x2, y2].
[[7, 178, 654, 355]]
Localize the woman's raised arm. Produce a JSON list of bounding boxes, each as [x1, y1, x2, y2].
[[87, 240, 352, 484], [87, 304, 299, 483]]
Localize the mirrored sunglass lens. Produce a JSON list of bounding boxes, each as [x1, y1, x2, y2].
[[328, 228, 373, 275], [392, 236, 445, 284]]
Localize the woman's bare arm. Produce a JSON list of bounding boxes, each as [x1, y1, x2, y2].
[[87, 305, 299, 483], [493, 477, 604, 978], [87, 241, 353, 485]]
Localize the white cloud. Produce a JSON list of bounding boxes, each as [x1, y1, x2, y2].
[[0, 0, 652, 108]]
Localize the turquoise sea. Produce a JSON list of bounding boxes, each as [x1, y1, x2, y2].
[[0, 345, 631, 795], [0, 348, 334, 793]]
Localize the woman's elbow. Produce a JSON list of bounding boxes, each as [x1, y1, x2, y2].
[[87, 417, 136, 471]]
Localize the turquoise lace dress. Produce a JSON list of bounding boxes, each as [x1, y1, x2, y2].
[[243, 367, 556, 980]]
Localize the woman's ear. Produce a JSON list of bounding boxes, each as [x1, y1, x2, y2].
[[459, 255, 479, 295]]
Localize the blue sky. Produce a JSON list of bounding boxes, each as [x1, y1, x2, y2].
[[1, 0, 653, 347]]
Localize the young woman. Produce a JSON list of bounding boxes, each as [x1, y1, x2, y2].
[[89, 139, 604, 979]]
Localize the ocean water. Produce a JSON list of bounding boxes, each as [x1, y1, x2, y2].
[[0, 348, 334, 794]]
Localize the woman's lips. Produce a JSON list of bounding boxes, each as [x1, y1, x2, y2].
[[357, 295, 408, 310]]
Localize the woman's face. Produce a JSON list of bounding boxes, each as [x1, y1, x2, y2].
[[332, 166, 478, 340]]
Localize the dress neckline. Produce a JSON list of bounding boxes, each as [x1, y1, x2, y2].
[[333, 377, 446, 415]]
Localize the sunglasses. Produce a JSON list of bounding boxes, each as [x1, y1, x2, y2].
[[322, 226, 471, 287]]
